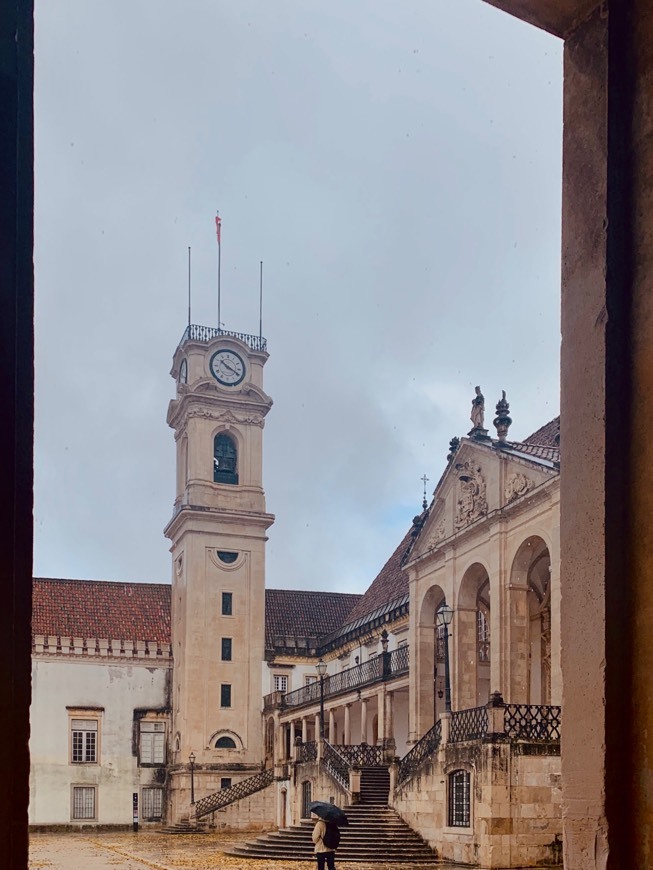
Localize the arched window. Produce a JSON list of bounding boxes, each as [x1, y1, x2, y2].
[[213, 433, 238, 485], [215, 735, 237, 749], [448, 769, 471, 827], [477, 608, 490, 662]]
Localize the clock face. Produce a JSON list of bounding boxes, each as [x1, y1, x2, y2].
[[209, 349, 246, 387]]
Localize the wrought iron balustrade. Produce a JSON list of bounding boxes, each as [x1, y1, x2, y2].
[[282, 647, 409, 710], [449, 706, 489, 742], [338, 744, 385, 767], [388, 644, 409, 674], [297, 741, 318, 763], [180, 324, 268, 353], [397, 720, 442, 786], [323, 740, 350, 791], [192, 768, 274, 819], [505, 704, 561, 741]]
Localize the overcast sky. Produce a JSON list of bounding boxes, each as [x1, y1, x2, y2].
[[34, 1, 563, 594]]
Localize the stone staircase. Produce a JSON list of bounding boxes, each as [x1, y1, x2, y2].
[[159, 816, 206, 835], [359, 765, 390, 804], [225, 802, 439, 863]]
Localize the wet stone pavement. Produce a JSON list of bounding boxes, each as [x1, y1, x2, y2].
[[28, 831, 558, 870]]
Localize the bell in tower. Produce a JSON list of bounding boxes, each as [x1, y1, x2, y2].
[[214, 432, 238, 485]]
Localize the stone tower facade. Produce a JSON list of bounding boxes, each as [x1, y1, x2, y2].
[[164, 326, 274, 820]]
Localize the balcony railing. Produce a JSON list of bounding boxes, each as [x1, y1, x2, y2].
[[179, 324, 267, 353], [397, 719, 442, 787], [505, 704, 561, 741], [280, 646, 410, 710]]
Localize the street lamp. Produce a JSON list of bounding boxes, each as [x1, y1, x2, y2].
[[436, 603, 454, 713], [316, 658, 327, 740], [189, 751, 196, 804]]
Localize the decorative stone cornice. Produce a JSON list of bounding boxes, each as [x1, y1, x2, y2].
[[32, 635, 172, 662]]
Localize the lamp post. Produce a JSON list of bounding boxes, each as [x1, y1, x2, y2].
[[189, 751, 196, 804], [436, 603, 454, 713], [316, 658, 327, 740]]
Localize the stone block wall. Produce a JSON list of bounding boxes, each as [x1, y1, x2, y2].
[[393, 740, 562, 868]]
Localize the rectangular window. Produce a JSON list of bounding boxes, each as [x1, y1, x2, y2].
[[221, 637, 232, 661], [305, 675, 318, 686], [71, 719, 98, 763], [140, 721, 165, 765], [142, 787, 163, 821], [273, 674, 288, 693], [220, 777, 232, 790], [221, 592, 233, 616], [448, 769, 471, 827], [221, 684, 232, 708], [72, 785, 96, 820]]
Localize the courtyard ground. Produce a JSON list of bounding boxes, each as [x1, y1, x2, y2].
[[29, 830, 560, 870]]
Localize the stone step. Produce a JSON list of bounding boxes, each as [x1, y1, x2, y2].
[[224, 805, 438, 863]]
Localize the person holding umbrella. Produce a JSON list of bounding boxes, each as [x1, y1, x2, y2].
[[309, 800, 348, 870]]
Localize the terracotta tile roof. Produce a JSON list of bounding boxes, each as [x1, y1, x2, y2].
[[32, 578, 171, 643], [341, 521, 418, 626], [508, 416, 561, 463], [264, 589, 361, 650], [523, 416, 560, 447]]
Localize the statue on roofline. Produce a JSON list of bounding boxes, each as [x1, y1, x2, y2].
[[470, 386, 485, 430]]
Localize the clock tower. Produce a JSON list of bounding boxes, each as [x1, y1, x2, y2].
[[164, 325, 274, 821]]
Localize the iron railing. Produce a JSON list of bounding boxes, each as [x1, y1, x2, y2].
[[323, 740, 350, 791], [180, 324, 267, 353], [397, 720, 442, 787], [388, 644, 409, 674], [449, 706, 489, 742], [282, 648, 409, 710], [192, 768, 274, 819], [505, 704, 561, 741], [297, 741, 318, 763], [338, 744, 385, 767]]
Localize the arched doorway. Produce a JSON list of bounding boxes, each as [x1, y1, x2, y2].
[[509, 536, 552, 704], [415, 584, 446, 736], [457, 563, 491, 708]]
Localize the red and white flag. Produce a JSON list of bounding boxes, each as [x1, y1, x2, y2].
[[215, 213, 222, 245]]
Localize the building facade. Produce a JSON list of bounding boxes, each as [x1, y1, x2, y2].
[[30, 325, 563, 866]]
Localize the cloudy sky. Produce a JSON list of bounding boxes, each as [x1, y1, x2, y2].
[[34, 1, 562, 594]]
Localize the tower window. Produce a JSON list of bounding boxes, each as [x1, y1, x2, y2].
[[221, 592, 233, 616], [220, 684, 232, 708], [221, 638, 232, 661], [215, 736, 236, 749], [214, 433, 238, 485], [218, 551, 238, 564]]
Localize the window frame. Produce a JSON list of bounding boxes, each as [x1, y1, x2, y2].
[[141, 786, 164, 821], [221, 637, 233, 661], [447, 768, 471, 828], [69, 710, 101, 765], [221, 591, 233, 616], [273, 674, 288, 693], [220, 683, 232, 708], [139, 720, 166, 766], [71, 784, 97, 821], [220, 777, 232, 790]]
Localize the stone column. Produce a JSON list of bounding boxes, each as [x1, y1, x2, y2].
[[314, 713, 320, 742], [377, 687, 386, 742], [289, 721, 296, 760], [301, 717, 308, 743], [328, 709, 335, 743], [344, 704, 351, 745], [360, 699, 368, 744]]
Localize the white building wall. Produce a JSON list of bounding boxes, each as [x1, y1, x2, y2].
[[30, 655, 169, 827]]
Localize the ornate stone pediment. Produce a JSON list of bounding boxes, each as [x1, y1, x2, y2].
[[505, 471, 534, 503], [454, 460, 488, 530]]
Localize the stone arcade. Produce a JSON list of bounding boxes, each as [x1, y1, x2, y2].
[[30, 325, 562, 867]]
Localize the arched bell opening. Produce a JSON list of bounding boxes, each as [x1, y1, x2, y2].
[[213, 432, 238, 485]]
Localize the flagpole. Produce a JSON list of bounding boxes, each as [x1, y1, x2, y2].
[[259, 260, 263, 340], [187, 246, 191, 331], [216, 213, 222, 330]]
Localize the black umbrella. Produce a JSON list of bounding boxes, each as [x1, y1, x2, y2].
[[309, 801, 349, 826]]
